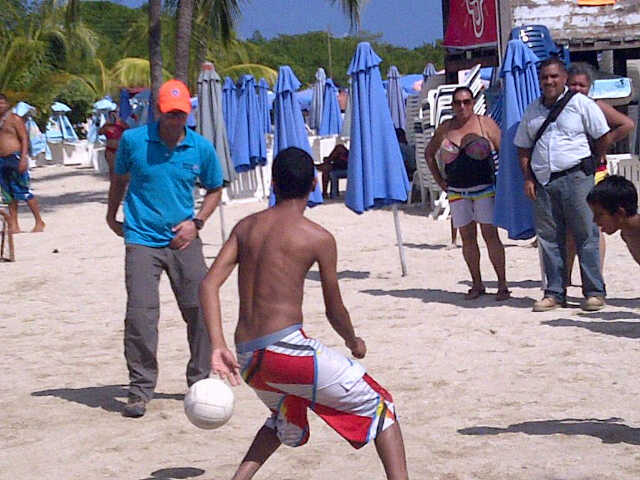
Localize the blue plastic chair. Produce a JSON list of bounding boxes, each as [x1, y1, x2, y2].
[[510, 25, 570, 68]]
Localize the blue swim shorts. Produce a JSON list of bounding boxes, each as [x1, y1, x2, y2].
[[0, 152, 33, 202]]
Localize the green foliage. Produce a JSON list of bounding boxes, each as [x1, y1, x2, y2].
[[1, 0, 444, 124], [240, 30, 444, 88], [78, 1, 143, 67], [54, 77, 96, 125]]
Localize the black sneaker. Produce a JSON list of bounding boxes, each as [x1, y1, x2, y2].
[[122, 396, 147, 418]]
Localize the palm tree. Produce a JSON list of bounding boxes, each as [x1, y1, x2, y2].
[[149, 0, 163, 103], [175, 0, 363, 86]]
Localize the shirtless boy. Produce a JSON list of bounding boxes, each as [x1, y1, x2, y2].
[[200, 147, 409, 480], [587, 175, 640, 265], [0, 93, 45, 233]]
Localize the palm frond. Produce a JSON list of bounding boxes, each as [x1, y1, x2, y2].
[[110, 57, 172, 87], [221, 63, 277, 85]]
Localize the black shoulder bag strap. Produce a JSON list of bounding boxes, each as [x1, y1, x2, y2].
[[532, 90, 577, 147]]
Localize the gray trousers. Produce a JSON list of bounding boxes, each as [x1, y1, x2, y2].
[[534, 168, 605, 302], [124, 237, 211, 401]]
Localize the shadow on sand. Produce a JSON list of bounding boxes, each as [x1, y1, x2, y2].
[[361, 287, 535, 309], [458, 279, 541, 290], [139, 467, 205, 480], [31, 385, 183, 413], [306, 270, 370, 281], [542, 317, 640, 339], [458, 417, 640, 445]]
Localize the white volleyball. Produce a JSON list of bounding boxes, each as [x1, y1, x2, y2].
[[184, 378, 234, 429]]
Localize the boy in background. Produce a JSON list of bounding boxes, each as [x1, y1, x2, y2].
[[587, 175, 640, 265]]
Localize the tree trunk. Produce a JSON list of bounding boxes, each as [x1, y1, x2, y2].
[[175, 0, 194, 84], [149, 0, 163, 108]]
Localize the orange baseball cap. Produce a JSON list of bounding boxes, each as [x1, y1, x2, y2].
[[157, 79, 191, 114]]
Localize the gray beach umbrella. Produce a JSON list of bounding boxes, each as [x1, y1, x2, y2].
[[197, 62, 235, 185], [309, 67, 326, 132], [197, 62, 236, 241]]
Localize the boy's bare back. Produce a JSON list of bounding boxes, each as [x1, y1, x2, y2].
[[621, 216, 640, 266], [229, 205, 337, 344]]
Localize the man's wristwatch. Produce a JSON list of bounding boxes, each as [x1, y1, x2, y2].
[[192, 218, 204, 230]]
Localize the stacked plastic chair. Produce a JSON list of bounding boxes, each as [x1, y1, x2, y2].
[[510, 25, 570, 70]]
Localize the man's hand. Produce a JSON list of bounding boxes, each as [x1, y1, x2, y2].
[[170, 219, 198, 250], [211, 348, 242, 386], [18, 155, 28, 174], [524, 178, 536, 201], [106, 216, 124, 237], [345, 336, 366, 359]]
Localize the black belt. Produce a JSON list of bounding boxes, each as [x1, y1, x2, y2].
[[549, 163, 582, 181]]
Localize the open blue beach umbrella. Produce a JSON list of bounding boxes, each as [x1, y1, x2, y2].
[[387, 66, 406, 131], [273, 65, 323, 206], [257, 78, 272, 134], [318, 78, 342, 136], [222, 77, 238, 144], [346, 42, 410, 275], [494, 39, 540, 240], [309, 67, 326, 131], [231, 74, 266, 173]]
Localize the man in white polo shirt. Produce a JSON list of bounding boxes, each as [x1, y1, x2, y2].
[[515, 57, 610, 312]]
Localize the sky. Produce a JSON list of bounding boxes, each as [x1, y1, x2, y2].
[[113, 0, 444, 49]]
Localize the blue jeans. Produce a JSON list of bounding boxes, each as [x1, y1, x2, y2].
[[534, 168, 605, 302]]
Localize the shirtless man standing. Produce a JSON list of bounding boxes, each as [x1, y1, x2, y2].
[[200, 146, 409, 480], [0, 93, 45, 233]]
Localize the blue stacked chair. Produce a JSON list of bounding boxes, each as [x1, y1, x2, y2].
[[510, 25, 570, 69]]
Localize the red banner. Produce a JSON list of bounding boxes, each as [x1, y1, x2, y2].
[[443, 0, 498, 49]]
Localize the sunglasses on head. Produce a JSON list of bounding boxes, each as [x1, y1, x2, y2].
[[452, 99, 473, 107]]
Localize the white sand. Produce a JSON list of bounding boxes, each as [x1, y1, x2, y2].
[[2, 165, 639, 479]]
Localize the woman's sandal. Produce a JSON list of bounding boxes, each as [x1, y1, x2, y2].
[[495, 289, 511, 301], [464, 286, 486, 300]]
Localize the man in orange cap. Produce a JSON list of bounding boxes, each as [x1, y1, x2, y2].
[[107, 79, 224, 418]]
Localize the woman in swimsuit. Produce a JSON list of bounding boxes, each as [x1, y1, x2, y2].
[[99, 111, 128, 179], [425, 86, 510, 300], [565, 62, 635, 285]]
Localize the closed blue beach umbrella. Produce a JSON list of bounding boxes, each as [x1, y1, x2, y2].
[[231, 74, 266, 172], [222, 76, 238, 144], [46, 101, 78, 142], [386, 65, 406, 131], [422, 62, 437, 81], [119, 88, 132, 122], [309, 67, 326, 131], [273, 65, 323, 206], [494, 40, 540, 240], [257, 78, 272, 134], [318, 78, 342, 136], [346, 42, 410, 275]]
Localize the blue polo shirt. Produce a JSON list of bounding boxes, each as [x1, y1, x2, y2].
[[115, 122, 223, 247]]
